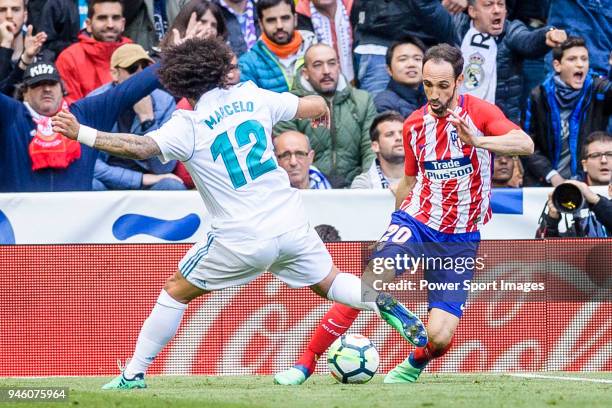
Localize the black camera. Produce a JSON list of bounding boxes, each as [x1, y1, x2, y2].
[[552, 183, 584, 214]]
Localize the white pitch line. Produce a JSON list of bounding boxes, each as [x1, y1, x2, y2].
[[509, 373, 612, 384]]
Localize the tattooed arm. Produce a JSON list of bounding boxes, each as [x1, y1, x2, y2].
[[52, 109, 161, 160], [90, 132, 161, 160]]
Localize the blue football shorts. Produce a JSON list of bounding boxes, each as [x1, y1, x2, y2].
[[370, 210, 481, 318]]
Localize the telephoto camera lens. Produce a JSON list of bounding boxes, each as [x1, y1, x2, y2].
[[552, 183, 584, 214]]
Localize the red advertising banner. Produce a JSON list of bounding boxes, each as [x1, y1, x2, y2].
[[0, 241, 610, 376]]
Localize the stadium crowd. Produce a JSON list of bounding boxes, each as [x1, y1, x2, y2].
[[0, 0, 610, 221]]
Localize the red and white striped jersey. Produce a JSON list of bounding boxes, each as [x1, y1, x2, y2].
[[400, 94, 519, 234]]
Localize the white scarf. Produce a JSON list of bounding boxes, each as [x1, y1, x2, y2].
[[309, 0, 354, 82], [460, 22, 497, 103]]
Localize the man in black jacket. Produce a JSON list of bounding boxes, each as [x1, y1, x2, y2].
[[538, 132, 612, 238], [454, 0, 566, 124], [0, 0, 48, 96], [373, 36, 427, 118], [538, 179, 612, 238], [523, 37, 612, 186], [350, 0, 459, 96], [0, 0, 28, 68]]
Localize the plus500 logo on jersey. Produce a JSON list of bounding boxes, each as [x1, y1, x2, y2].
[[424, 157, 474, 180]]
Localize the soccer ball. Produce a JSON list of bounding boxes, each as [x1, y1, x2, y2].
[[327, 334, 379, 384]]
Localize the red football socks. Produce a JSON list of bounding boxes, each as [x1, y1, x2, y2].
[[295, 303, 360, 375], [410, 340, 453, 369]]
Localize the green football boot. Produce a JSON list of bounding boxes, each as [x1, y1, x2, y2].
[[102, 368, 146, 390], [376, 292, 428, 347], [384, 357, 424, 383], [274, 366, 309, 385]]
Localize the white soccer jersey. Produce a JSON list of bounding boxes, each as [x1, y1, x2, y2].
[[149, 81, 307, 240]]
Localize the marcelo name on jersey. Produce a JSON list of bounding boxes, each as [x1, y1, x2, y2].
[[423, 156, 474, 181], [202, 100, 255, 130]]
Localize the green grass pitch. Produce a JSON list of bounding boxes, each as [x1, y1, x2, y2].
[[0, 373, 611, 408]]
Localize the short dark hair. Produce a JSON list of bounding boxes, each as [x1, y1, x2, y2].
[[87, 0, 123, 18], [370, 111, 404, 142], [582, 131, 612, 159], [423, 43, 464, 78], [15, 81, 66, 101], [385, 36, 427, 67], [256, 0, 295, 21], [552, 36, 588, 62], [160, 0, 228, 50], [158, 37, 234, 100]]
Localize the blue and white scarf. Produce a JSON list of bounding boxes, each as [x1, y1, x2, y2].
[[219, 0, 257, 50], [309, 166, 332, 189], [153, 0, 169, 42], [309, 0, 353, 82]]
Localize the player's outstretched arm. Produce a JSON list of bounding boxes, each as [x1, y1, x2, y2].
[[446, 109, 534, 156], [52, 109, 161, 160], [471, 129, 535, 156], [295, 95, 328, 119]]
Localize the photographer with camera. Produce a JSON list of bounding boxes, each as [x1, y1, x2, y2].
[[537, 131, 612, 237]]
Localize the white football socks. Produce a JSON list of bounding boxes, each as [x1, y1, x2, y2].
[[123, 290, 187, 378], [326, 273, 380, 316], [123, 275, 378, 378]]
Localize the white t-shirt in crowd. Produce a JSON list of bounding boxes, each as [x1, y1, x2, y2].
[[460, 22, 498, 103]]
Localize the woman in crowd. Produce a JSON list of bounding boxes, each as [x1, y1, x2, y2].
[[160, 0, 228, 50]]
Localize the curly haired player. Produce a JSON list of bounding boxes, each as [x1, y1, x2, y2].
[[51, 37, 427, 389]]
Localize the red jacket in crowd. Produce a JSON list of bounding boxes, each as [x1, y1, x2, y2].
[[56, 32, 132, 104]]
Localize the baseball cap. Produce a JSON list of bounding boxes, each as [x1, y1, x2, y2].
[[23, 62, 61, 87], [111, 44, 155, 69]]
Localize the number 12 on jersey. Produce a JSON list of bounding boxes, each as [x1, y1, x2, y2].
[[211, 120, 277, 189]]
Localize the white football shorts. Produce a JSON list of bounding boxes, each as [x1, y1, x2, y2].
[[178, 223, 333, 290]]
